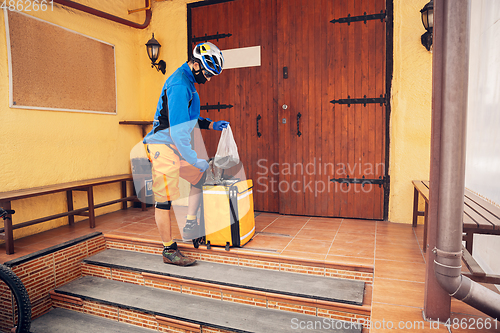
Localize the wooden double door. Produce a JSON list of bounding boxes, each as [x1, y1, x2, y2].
[[189, 0, 389, 219]]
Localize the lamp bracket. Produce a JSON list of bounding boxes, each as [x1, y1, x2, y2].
[[330, 10, 386, 25], [153, 60, 166, 75], [421, 30, 433, 52]]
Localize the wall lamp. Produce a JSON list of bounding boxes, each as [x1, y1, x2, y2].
[[420, 0, 433, 51], [146, 33, 166, 74]]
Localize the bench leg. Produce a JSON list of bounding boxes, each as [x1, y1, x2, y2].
[[464, 232, 474, 254], [87, 186, 95, 228], [140, 177, 147, 211], [121, 181, 128, 210], [66, 190, 75, 226], [423, 202, 429, 253], [2, 201, 14, 255], [412, 187, 419, 228]]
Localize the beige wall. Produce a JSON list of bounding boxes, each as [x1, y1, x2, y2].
[[388, 0, 433, 223]]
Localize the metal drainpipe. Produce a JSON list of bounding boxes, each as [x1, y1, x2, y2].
[[433, 0, 500, 319], [52, 0, 152, 29]]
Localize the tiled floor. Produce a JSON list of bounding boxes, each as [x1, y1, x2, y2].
[[1, 207, 499, 332]]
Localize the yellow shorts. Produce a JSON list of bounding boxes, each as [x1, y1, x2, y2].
[[145, 144, 204, 202]]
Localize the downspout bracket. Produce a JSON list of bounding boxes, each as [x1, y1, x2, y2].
[[432, 247, 462, 259]]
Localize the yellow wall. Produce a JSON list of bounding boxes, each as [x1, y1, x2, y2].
[[388, 0, 433, 223], [139, 0, 198, 120], [0, 2, 146, 239], [0, 0, 200, 241], [139, 0, 199, 206], [1, 0, 432, 242]]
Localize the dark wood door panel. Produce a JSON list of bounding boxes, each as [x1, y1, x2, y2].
[[189, 0, 388, 219], [322, 0, 387, 219], [190, 0, 279, 213]]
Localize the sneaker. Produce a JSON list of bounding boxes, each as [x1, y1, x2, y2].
[[182, 219, 200, 240], [162, 243, 196, 266]]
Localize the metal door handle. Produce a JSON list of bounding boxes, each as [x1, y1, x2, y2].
[[297, 112, 302, 137], [256, 114, 262, 138], [282, 104, 288, 110]]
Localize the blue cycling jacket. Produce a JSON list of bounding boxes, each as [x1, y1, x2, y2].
[[143, 62, 211, 165]]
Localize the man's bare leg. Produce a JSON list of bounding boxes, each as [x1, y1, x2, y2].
[[155, 204, 196, 266], [154, 184, 201, 242], [183, 185, 203, 240], [187, 185, 202, 216], [155, 208, 172, 243]]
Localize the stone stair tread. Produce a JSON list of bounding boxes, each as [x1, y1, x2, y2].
[[55, 276, 362, 333], [31, 308, 155, 333], [84, 249, 364, 305]]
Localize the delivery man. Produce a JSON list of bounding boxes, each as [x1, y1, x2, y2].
[[143, 42, 228, 266]]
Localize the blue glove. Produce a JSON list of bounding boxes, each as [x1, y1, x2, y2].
[[193, 159, 209, 172], [213, 120, 230, 131]]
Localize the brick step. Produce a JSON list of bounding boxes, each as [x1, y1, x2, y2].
[[31, 307, 156, 333], [82, 249, 371, 321], [2, 232, 107, 325], [104, 234, 374, 283], [51, 275, 364, 333], [85, 248, 364, 304]]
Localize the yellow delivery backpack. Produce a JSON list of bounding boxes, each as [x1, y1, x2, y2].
[[201, 180, 255, 249]]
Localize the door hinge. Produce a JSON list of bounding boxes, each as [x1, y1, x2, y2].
[[330, 10, 386, 25], [200, 102, 233, 112], [330, 175, 389, 188], [192, 32, 232, 44], [330, 94, 387, 107]]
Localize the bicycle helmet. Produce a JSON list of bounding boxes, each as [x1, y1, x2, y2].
[[192, 42, 224, 76]]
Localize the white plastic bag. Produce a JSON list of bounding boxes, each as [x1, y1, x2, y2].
[[214, 125, 240, 169], [205, 160, 224, 184]]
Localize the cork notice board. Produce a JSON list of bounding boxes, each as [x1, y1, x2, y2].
[[6, 10, 116, 114]]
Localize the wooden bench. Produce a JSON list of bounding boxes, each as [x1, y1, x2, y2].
[[412, 180, 430, 252], [412, 180, 500, 284], [0, 174, 142, 255]]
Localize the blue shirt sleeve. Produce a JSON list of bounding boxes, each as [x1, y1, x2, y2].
[[167, 84, 198, 165]]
